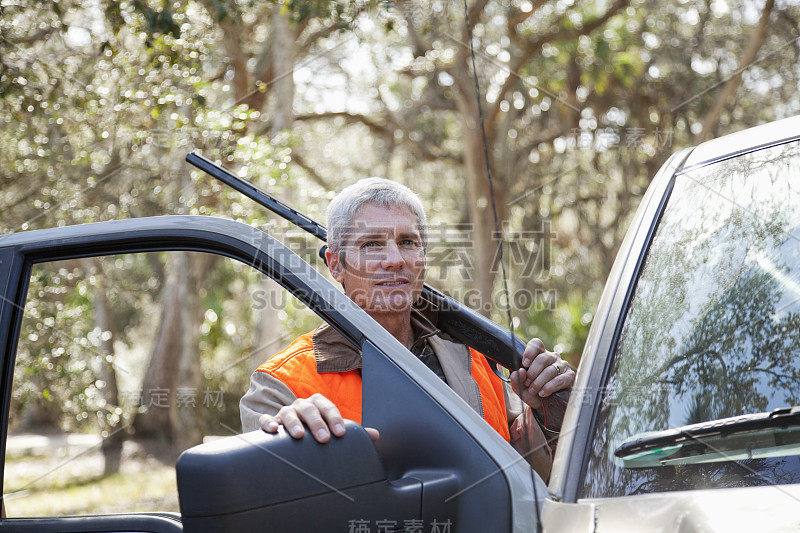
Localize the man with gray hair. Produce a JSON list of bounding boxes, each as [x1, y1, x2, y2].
[[240, 177, 574, 480]]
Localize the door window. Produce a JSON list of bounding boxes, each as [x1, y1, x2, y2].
[[3, 251, 317, 516]]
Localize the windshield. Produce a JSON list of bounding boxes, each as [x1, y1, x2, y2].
[[582, 140, 800, 498]]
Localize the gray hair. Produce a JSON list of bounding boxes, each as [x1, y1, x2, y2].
[[326, 177, 427, 253]]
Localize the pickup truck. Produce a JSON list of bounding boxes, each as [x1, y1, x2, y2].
[[1, 116, 799, 532]]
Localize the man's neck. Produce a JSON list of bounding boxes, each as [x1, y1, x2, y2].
[[370, 310, 414, 348]]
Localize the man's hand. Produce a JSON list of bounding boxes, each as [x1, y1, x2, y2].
[[509, 338, 575, 409], [259, 393, 380, 443]]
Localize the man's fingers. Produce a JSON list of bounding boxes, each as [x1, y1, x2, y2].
[[519, 351, 561, 390], [276, 405, 307, 439], [531, 358, 566, 388], [510, 370, 541, 408], [308, 393, 346, 437], [260, 394, 370, 444], [509, 369, 527, 395], [512, 344, 576, 410], [538, 367, 576, 397], [276, 394, 345, 443], [521, 338, 546, 367], [509, 370, 543, 408], [287, 397, 332, 442], [365, 427, 380, 442], [524, 364, 575, 398], [259, 413, 280, 433]]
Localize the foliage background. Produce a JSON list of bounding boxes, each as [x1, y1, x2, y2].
[[2, 0, 799, 466]]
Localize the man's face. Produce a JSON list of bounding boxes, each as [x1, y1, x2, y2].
[[327, 203, 426, 316]]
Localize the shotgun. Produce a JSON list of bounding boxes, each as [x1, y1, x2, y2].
[[186, 152, 526, 370]]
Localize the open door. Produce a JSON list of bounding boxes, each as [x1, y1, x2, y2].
[[0, 215, 542, 533]]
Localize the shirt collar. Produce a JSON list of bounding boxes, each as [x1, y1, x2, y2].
[[313, 307, 440, 373]]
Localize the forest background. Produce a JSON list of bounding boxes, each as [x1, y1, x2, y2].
[[1, 0, 799, 494]]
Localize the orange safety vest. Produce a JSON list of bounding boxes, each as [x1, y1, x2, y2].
[[256, 331, 511, 441]]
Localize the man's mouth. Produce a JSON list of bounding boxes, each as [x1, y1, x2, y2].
[[376, 280, 408, 286]]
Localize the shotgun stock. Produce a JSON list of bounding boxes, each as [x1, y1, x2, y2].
[[186, 152, 525, 371]]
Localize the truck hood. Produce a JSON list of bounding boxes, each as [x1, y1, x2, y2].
[[543, 484, 800, 532]]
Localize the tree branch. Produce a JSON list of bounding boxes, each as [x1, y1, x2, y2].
[[294, 111, 393, 136], [507, 0, 548, 31], [394, 0, 428, 57], [488, 0, 629, 128], [291, 151, 330, 190], [696, 0, 775, 143], [468, 0, 491, 31], [296, 19, 342, 57]]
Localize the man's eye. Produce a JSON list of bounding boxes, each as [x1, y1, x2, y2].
[[362, 241, 378, 249]]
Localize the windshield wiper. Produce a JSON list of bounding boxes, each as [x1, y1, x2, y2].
[[614, 406, 800, 468]]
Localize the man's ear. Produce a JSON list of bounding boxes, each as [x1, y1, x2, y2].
[[326, 248, 345, 283]]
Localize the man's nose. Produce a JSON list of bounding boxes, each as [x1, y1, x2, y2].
[[381, 242, 405, 269]]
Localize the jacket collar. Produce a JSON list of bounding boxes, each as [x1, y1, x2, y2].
[[313, 307, 440, 373]]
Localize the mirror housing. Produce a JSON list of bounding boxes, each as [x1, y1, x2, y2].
[[176, 422, 457, 532]]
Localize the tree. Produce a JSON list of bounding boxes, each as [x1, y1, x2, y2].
[[3, 0, 800, 453]]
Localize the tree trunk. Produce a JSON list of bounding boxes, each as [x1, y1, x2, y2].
[[248, 7, 296, 375], [82, 257, 124, 476], [134, 252, 186, 443], [219, 16, 250, 104], [175, 158, 208, 451], [271, 9, 295, 132], [452, 66, 502, 317], [176, 256, 204, 451]]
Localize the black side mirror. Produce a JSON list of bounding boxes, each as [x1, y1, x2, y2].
[[176, 422, 454, 533]]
